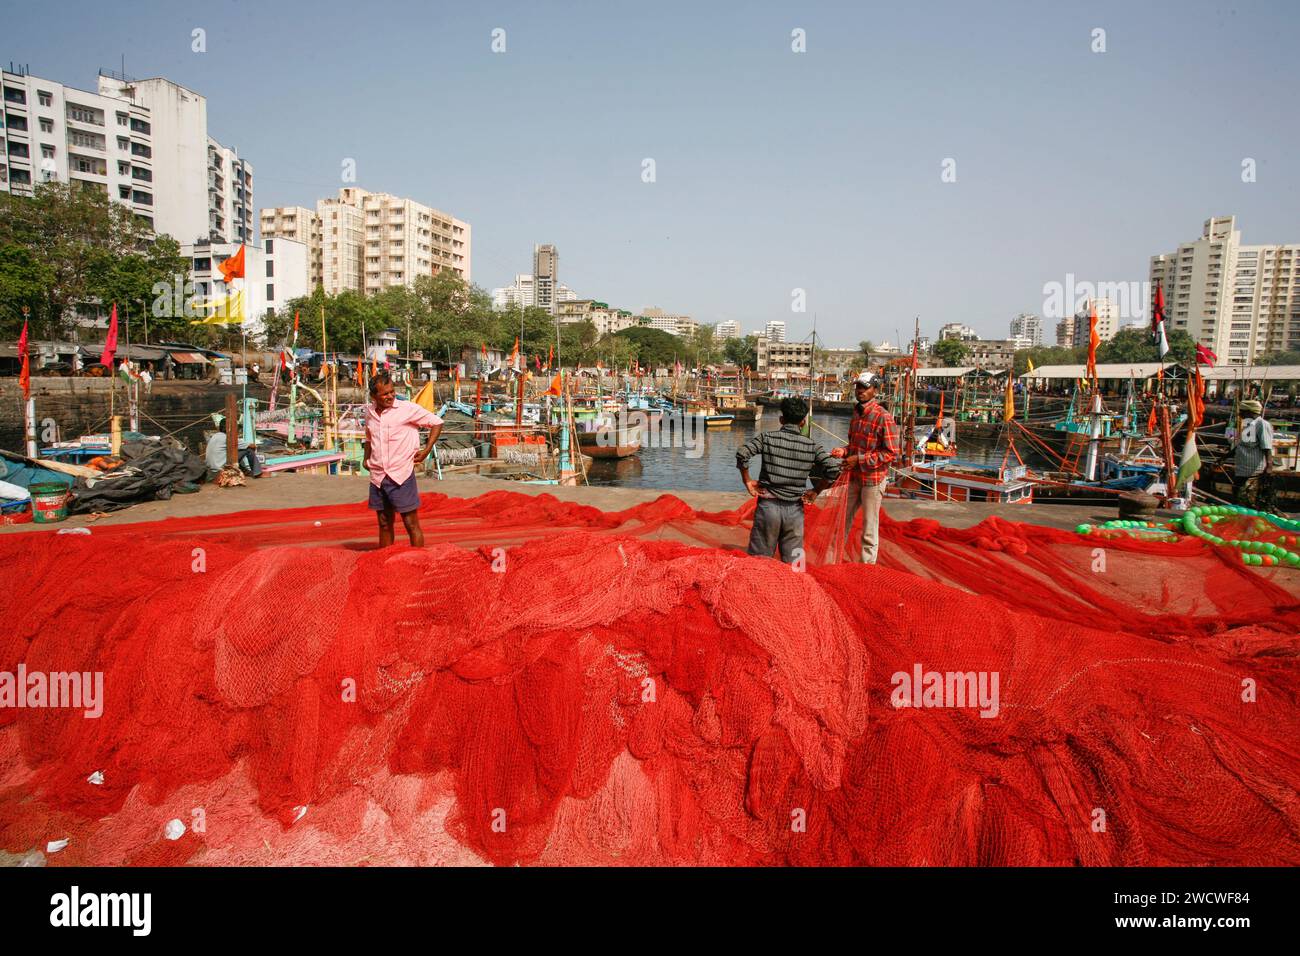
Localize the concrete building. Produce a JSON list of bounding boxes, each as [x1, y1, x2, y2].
[[1009, 313, 1043, 347], [818, 347, 864, 378], [492, 274, 534, 310], [715, 320, 740, 340], [261, 187, 470, 296], [756, 338, 812, 379], [1151, 215, 1300, 365], [967, 339, 1019, 371], [1070, 298, 1120, 348], [533, 244, 559, 315], [638, 307, 695, 336], [938, 323, 980, 342], [1055, 315, 1077, 347], [261, 236, 310, 325], [557, 299, 636, 336], [764, 320, 787, 342], [1, 67, 251, 243]]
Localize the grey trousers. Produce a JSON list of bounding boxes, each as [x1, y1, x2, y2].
[[844, 478, 886, 564], [747, 497, 805, 564]]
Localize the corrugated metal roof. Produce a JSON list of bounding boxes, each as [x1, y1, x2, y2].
[[1200, 364, 1300, 380], [1020, 363, 1166, 379], [170, 352, 209, 364]]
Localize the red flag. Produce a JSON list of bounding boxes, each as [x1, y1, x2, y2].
[[218, 245, 246, 283], [1086, 300, 1100, 382], [535, 354, 541, 371], [101, 303, 119, 368], [481, 342, 488, 360], [1151, 283, 1165, 335], [1146, 402, 1157, 435], [17, 320, 30, 401], [1195, 343, 1218, 366], [293, 310, 300, 335], [547, 345, 553, 369]]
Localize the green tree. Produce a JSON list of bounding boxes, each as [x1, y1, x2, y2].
[[612, 327, 681, 369], [931, 338, 969, 367], [723, 334, 758, 370], [1257, 349, 1300, 366], [1096, 327, 1195, 365], [1012, 344, 1088, 375], [0, 182, 181, 340], [859, 339, 875, 361]]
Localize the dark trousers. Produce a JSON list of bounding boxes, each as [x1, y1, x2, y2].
[[747, 497, 805, 564], [239, 447, 262, 478]]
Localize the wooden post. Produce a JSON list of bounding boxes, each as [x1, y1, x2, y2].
[[1159, 404, 1176, 503], [225, 392, 239, 468], [515, 373, 524, 429], [110, 415, 122, 457]]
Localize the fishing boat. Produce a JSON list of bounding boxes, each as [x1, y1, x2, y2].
[[891, 456, 1035, 504], [711, 385, 763, 422]]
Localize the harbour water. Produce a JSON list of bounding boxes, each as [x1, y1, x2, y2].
[[584, 411, 1014, 492]]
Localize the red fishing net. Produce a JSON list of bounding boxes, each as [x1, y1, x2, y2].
[[1, 485, 1297, 866]]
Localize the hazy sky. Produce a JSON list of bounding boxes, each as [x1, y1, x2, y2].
[[6, 0, 1298, 346]]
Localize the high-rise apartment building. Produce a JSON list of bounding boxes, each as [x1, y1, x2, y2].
[[1, 67, 251, 244], [938, 323, 980, 342], [1150, 215, 1300, 364], [1009, 313, 1042, 347], [715, 320, 740, 340], [260, 187, 470, 295], [764, 320, 787, 342], [533, 244, 559, 315], [1070, 298, 1120, 348]]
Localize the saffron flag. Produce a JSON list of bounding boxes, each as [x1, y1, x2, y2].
[[1195, 343, 1218, 366], [1003, 374, 1015, 422], [17, 319, 30, 401], [1188, 365, 1205, 430], [1152, 283, 1169, 360], [101, 304, 119, 367], [510, 337, 520, 372], [218, 245, 246, 283], [481, 342, 488, 361], [1086, 300, 1100, 382], [545, 373, 563, 397], [547, 345, 553, 369], [1147, 402, 1157, 435], [355, 354, 364, 388], [411, 380, 436, 413]]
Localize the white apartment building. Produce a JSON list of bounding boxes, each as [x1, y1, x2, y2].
[[715, 320, 740, 340], [1009, 313, 1043, 347], [493, 274, 535, 309], [1070, 298, 1120, 348], [639, 307, 695, 336], [764, 320, 787, 342], [261, 236, 310, 326], [1151, 215, 1300, 364], [261, 187, 470, 296], [0, 67, 253, 244], [1056, 315, 1077, 347], [557, 299, 637, 336], [533, 244, 559, 315]]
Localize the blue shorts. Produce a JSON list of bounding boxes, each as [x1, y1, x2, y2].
[[367, 474, 421, 514]]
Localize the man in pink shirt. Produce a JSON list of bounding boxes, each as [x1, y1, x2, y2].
[[362, 371, 443, 547]]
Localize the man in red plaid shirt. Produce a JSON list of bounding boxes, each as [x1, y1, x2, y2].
[[832, 372, 899, 564]]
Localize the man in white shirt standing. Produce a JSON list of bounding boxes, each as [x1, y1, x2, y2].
[[363, 371, 443, 547], [1233, 399, 1274, 512]]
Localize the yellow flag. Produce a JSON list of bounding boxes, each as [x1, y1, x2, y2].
[[1026, 357, 1034, 372], [190, 289, 246, 325], [1003, 374, 1015, 422], [411, 379, 436, 412]]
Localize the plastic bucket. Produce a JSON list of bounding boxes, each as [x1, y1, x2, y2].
[[30, 482, 69, 524]]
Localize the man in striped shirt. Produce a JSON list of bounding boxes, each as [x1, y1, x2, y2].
[[833, 372, 899, 564], [736, 396, 840, 563]]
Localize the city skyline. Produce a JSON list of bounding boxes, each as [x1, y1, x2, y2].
[[4, 0, 1298, 348]]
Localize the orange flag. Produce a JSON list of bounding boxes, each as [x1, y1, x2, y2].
[[510, 337, 520, 371], [218, 245, 246, 283], [1086, 299, 1100, 382], [355, 354, 365, 388], [17, 319, 30, 401], [545, 373, 563, 397]]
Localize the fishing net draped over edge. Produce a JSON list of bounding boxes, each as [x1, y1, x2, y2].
[[0, 487, 1297, 866]]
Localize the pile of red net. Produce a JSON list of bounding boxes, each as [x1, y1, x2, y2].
[[1, 487, 1297, 866]]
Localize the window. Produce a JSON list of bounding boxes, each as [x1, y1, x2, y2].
[[3, 87, 25, 104], [131, 166, 151, 182], [39, 118, 52, 133], [38, 91, 52, 107], [7, 141, 29, 158], [193, 258, 211, 272], [265, 239, 274, 254], [117, 112, 128, 126], [5, 113, 27, 131], [265, 259, 274, 277], [266, 283, 275, 301], [117, 136, 129, 151], [66, 105, 101, 125], [40, 144, 54, 159], [119, 185, 130, 199]]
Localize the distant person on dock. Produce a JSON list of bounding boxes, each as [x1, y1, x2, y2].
[[204, 415, 262, 479], [736, 396, 840, 564], [364, 370, 443, 547], [1233, 399, 1275, 512], [833, 372, 899, 564]]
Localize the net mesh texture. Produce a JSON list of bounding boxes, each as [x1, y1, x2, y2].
[[1, 481, 1297, 866]]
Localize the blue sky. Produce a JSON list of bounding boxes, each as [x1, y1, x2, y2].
[[6, 0, 1298, 346]]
